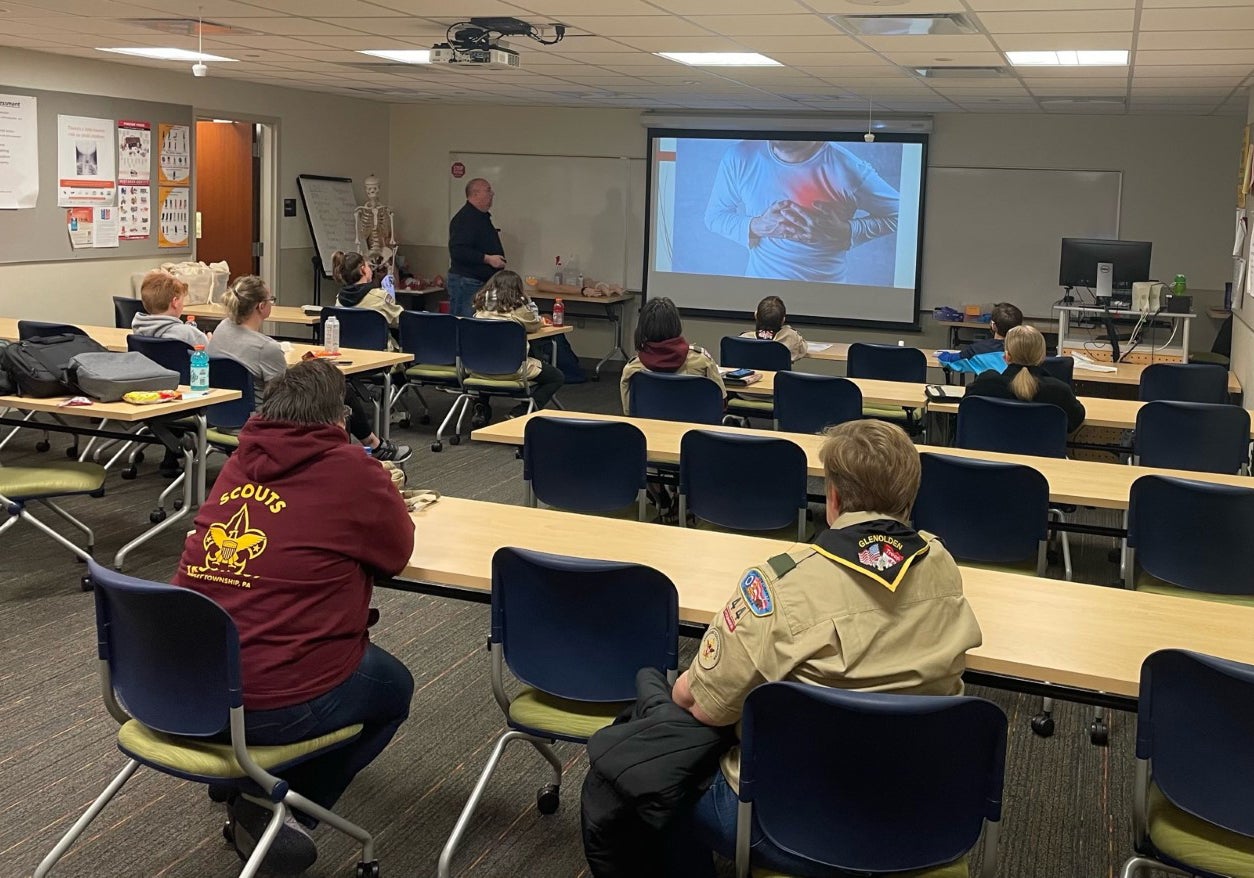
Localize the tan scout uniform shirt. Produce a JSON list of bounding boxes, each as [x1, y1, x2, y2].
[[687, 510, 983, 790], [472, 304, 543, 379], [619, 345, 726, 415], [738, 324, 808, 363]]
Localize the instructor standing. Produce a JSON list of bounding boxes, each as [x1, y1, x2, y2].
[[446, 178, 505, 317]]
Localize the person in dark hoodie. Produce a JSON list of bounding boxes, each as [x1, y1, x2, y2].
[[174, 358, 415, 875], [619, 297, 725, 415], [965, 324, 1086, 432], [332, 250, 403, 342], [936, 301, 1023, 376]]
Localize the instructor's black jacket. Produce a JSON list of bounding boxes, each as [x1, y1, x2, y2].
[[448, 201, 503, 282], [581, 668, 734, 878]]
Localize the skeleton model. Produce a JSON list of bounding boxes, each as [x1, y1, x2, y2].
[[354, 174, 397, 282]]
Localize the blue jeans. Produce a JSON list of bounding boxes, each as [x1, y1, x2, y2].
[[241, 643, 414, 818], [445, 273, 482, 317]]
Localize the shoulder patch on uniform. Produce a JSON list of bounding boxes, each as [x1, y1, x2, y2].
[[698, 628, 722, 670], [689, 344, 708, 355], [766, 552, 796, 579], [739, 568, 774, 617]]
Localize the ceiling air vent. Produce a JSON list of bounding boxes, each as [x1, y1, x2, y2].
[[912, 66, 1010, 79]]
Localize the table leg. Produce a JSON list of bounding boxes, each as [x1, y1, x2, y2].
[[1181, 317, 1190, 364], [593, 301, 628, 381], [113, 446, 194, 571], [381, 371, 392, 441], [195, 413, 208, 507]]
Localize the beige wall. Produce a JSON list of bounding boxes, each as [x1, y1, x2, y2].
[[1, 47, 390, 326]]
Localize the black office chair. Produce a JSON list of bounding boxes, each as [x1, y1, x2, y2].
[[113, 296, 145, 330]]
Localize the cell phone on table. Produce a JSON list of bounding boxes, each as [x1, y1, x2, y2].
[[725, 368, 755, 380]]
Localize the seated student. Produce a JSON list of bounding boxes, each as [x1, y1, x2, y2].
[[332, 250, 403, 339], [209, 276, 410, 462], [131, 268, 209, 347], [670, 419, 983, 876], [174, 359, 415, 875], [469, 269, 565, 423], [966, 324, 1086, 433], [937, 301, 1023, 375], [738, 295, 807, 362], [620, 297, 725, 415]]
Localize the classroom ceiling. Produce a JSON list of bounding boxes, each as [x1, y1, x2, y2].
[[1, 0, 1251, 115]]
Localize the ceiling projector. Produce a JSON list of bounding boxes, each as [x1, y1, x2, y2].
[[428, 16, 564, 70], [429, 43, 520, 69]]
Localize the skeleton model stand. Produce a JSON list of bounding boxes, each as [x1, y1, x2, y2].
[[354, 174, 397, 283]]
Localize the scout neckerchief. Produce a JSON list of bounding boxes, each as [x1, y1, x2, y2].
[[808, 518, 930, 592]]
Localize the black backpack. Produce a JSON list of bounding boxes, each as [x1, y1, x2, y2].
[[3, 334, 108, 397]]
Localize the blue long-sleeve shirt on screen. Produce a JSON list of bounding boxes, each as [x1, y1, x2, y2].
[[703, 141, 900, 283]]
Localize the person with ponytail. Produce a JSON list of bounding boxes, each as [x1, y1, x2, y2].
[[965, 324, 1086, 432], [332, 250, 403, 336]]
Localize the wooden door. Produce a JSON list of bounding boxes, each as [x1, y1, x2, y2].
[[195, 120, 258, 280]]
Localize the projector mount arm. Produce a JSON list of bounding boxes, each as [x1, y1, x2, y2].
[[445, 17, 566, 55]]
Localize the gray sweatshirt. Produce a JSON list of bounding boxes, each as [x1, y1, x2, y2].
[[206, 319, 288, 408], [131, 312, 209, 347]]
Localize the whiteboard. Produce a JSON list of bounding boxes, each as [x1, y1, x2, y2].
[[921, 167, 1122, 317], [297, 175, 359, 277], [448, 152, 645, 289]]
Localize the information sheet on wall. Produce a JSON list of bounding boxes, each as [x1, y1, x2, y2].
[[0, 93, 39, 210], [117, 119, 151, 241], [158, 186, 189, 247], [57, 114, 115, 207], [158, 123, 189, 185]]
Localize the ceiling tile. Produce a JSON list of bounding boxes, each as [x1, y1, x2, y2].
[[1137, 49, 1254, 66], [1138, 31, 1254, 52], [644, 0, 810, 13], [1141, 6, 1254, 31], [858, 34, 997, 54], [609, 35, 747, 52], [684, 15, 832, 37], [994, 32, 1132, 51], [878, 51, 1006, 66], [976, 10, 1134, 34], [551, 15, 710, 37], [968, 0, 1132, 10], [808, 0, 965, 11], [728, 33, 861, 53]]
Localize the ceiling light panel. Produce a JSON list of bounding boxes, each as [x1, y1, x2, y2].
[[358, 49, 432, 63], [98, 47, 237, 61], [1007, 50, 1128, 67], [656, 52, 782, 66]]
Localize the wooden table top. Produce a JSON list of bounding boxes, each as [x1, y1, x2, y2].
[[720, 369, 929, 406], [527, 290, 635, 305], [0, 386, 241, 422], [284, 344, 411, 376], [183, 302, 320, 326], [473, 410, 1251, 510], [528, 324, 575, 340], [0, 318, 131, 352], [806, 342, 943, 369], [401, 497, 1254, 698]]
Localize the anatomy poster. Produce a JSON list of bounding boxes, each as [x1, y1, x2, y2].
[[158, 123, 190, 185], [118, 183, 150, 240], [57, 114, 115, 206], [0, 93, 38, 209], [158, 185, 189, 247], [117, 120, 150, 184]]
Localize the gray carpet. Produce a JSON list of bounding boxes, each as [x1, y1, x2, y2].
[[0, 376, 1167, 878]]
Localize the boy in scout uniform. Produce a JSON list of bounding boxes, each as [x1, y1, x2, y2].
[[620, 296, 725, 415], [671, 419, 983, 874]]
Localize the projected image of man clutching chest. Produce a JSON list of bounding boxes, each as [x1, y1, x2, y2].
[[704, 140, 900, 284]]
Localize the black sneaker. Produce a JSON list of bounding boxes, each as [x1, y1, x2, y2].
[[371, 438, 412, 463], [469, 401, 491, 430], [159, 449, 183, 479], [228, 797, 318, 875]]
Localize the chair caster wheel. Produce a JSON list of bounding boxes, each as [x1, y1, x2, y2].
[[420, 414, 431, 425], [1090, 720, 1109, 746], [1030, 714, 1055, 737], [356, 860, 380, 878], [536, 783, 560, 815], [132, 451, 145, 466], [222, 818, 234, 844], [36, 440, 50, 452], [66, 446, 79, 459], [430, 442, 443, 453], [121, 467, 138, 480], [80, 574, 93, 591], [449, 435, 461, 446], [173, 499, 184, 511], [591, 373, 600, 382], [150, 509, 167, 524]]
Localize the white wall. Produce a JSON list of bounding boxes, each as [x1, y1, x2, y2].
[[1230, 91, 1254, 405], [0, 48, 390, 326]]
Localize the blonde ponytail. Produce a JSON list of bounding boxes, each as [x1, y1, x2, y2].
[[223, 275, 270, 323], [1009, 367, 1039, 401], [1003, 325, 1047, 401]]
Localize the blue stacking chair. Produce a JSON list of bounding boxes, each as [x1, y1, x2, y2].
[[956, 396, 1068, 458], [1120, 650, 1254, 878], [523, 416, 648, 520], [17, 320, 89, 340], [1138, 363, 1228, 404], [127, 335, 193, 383], [319, 304, 390, 351], [35, 561, 379, 878], [734, 682, 1008, 878], [678, 430, 810, 540], [205, 356, 257, 450], [629, 371, 725, 425], [1042, 355, 1075, 387], [1125, 475, 1254, 606], [437, 547, 678, 878], [438, 318, 545, 451], [847, 342, 927, 432], [720, 336, 791, 423], [113, 296, 145, 330], [773, 372, 863, 434], [1134, 401, 1250, 474], [395, 310, 458, 435]]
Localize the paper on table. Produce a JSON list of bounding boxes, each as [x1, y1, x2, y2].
[[1068, 352, 1118, 373], [805, 342, 833, 353]]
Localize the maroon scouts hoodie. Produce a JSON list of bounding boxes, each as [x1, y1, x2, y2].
[[174, 418, 414, 710]]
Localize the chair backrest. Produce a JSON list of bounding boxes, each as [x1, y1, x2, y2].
[[1041, 355, 1075, 387], [1137, 649, 1254, 839], [457, 316, 528, 376], [88, 560, 239, 737], [113, 296, 145, 330], [1138, 363, 1228, 404], [679, 430, 807, 532], [398, 310, 457, 366], [773, 372, 863, 434], [523, 417, 647, 513], [719, 336, 791, 372], [492, 547, 678, 702], [1127, 475, 1254, 595], [207, 356, 256, 429], [1135, 401, 1250, 474], [956, 396, 1068, 458], [17, 320, 88, 340], [320, 305, 390, 351], [629, 371, 724, 425], [846, 342, 927, 383], [127, 334, 193, 384], [740, 682, 1007, 874], [913, 453, 1049, 565]]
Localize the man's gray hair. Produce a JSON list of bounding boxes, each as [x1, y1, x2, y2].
[[465, 177, 490, 198], [258, 359, 346, 425]]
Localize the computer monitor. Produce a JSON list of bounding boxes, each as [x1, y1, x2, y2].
[[1059, 238, 1152, 291]]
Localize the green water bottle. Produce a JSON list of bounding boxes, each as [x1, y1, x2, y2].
[[1172, 274, 1187, 296]]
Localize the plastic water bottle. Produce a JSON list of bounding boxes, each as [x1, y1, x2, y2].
[[553, 256, 564, 286], [897, 339, 905, 347], [324, 315, 340, 354], [190, 345, 209, 394], [553, 298, 565, 327], [185, 315, 197, 331], [576, 273, 585, 290], [1172, 274, 1187, 296]]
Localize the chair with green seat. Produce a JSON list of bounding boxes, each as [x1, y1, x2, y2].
[[205, 356, 257, 454], [730, 682, 1008, 878], [720, 336, 791, 424], [1125, 475, 1254, 606], [393, 310, 458, 431], [35, 561, 381, 878], [773, 372, 862, 434], [437, 317, 544, 452], [1120, 649, 1254, 878], [438, 547, 678, 878], [846, 342, 927, 433], [0, 461, 105, 585]]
